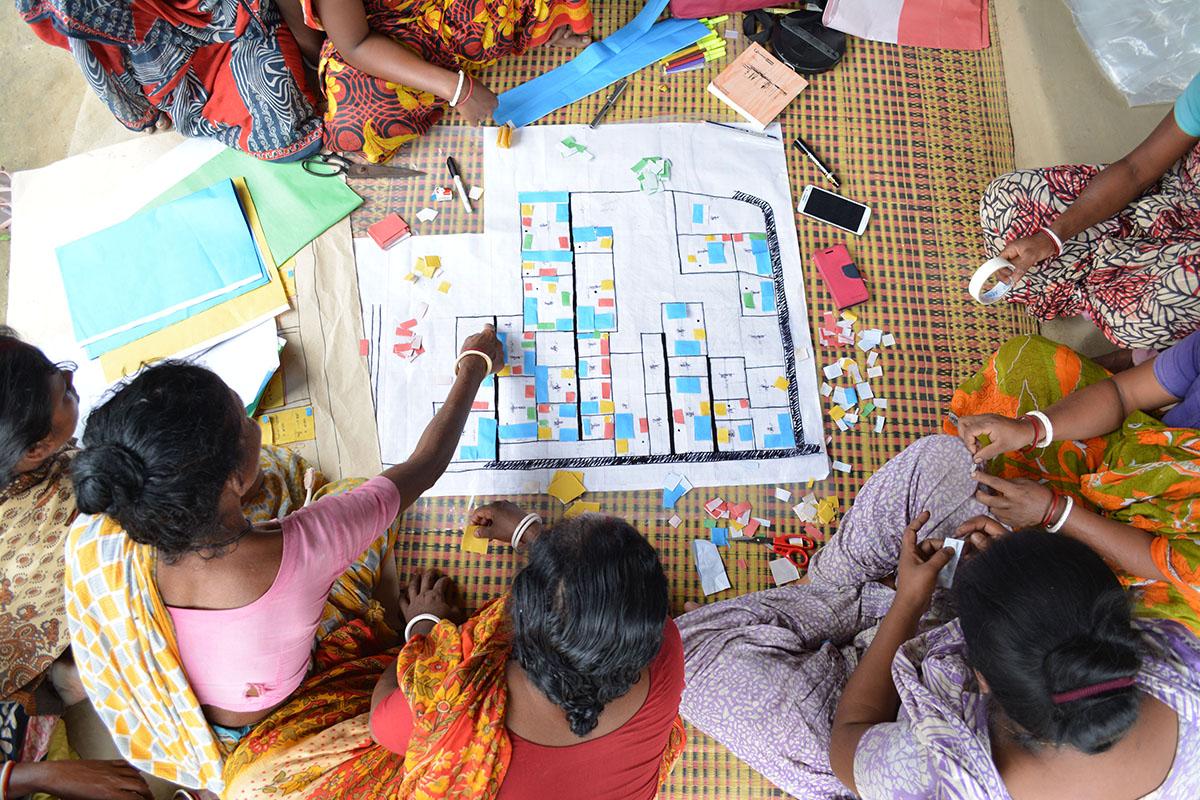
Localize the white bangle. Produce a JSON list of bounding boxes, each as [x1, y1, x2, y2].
[[511, 513, 542, 550], [455, 349, 493, 376], [1026, 410, 1054, 448], [449, 70, 467, 107], [1039, 226, 1064, 257], [1046, 495, 1074, 533], [404, 613, 442, 641]]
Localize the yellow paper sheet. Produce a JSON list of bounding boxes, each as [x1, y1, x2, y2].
[[259, 369, 285, 410], [460, 524, 490, 554], [260, 406, 316, 444], [563, 500, 602, 519], [547, 470, 587, 505], [99, 177, 289, 381], [258, 418, 275, 446]]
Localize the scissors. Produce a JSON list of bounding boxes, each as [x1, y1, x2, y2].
[[302, 152, 425, 179], [733, 535, 817, 569]]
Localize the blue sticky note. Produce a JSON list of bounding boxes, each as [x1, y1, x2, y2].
[[706, 242, 727, 264], [559, 427, 580, 442], [761, 280, 776, 312], [559, 403, 578, 418], [535, 365, 550, 403], [499, 422, 538, 440], [58, 179, 270, 357], [712, 527, 729, 546], [615, 413, 635, 439], [572, 226, 598, 243], [755, 251, 771, 276], [666, 303, 689, 320], [675, 377, 701, 394], [775, 413, 796, 447], [523, 297, 539, 326], [594, 313, 615, 330], [674, 340, 702, 356], [556, 203, 570, 222], [519, 191, 570, 203], [663, 486, 685, 509], [579, 359, 590, 377], [751, 237, 768, 254], [693, 416, 713, 441], [477, 418, 498, 460], [739, 423, 754, 442], [521, 250, 574, 262], [523, 350, 536, 372], [581, 401, 600, 415], [578, 306, 596, 331], [692, 203, 704, 223], [458, 446, 481, 461]]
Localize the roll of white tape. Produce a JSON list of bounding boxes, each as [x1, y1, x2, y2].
[[969, 257, 1013, 305]]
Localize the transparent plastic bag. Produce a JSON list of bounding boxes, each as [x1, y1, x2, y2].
[[1065, 0, 1200, 106]]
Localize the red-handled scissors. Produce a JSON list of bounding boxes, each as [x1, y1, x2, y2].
[[733, 535, 817, 569]]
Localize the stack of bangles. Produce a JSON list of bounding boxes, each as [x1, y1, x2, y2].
[[1039, 225, 1064, 257], [0, 760, 13, 800], [449, 69, 475, 108], [1040, 491, 1074, 533], [511, 513, 541, 550], [1020, 410, 1054, 449]]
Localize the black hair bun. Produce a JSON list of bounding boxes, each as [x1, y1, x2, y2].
[[73, 443, 148, 515], [1042, 621, 1141, 753]]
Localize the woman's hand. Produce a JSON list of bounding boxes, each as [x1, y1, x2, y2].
[[459, 324, 506, 375], [450, 77, 499, 127], [995, 231, 1059, 284], [973, 471, 1054, 530], [894, 511, 954, 612], [957, 413, 1037, 464], [469, 500, 542, 544], [954, 514, 1009, 553], [399, 569, 465, 627], [10, 761, 153, 800]]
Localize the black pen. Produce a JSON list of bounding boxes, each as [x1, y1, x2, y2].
[[590, 79, 629, 129], [791, 136, 839, 189], [446, 156, 473, 214]]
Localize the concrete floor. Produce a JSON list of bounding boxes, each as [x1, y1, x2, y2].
[[0, 1, 1177, 351]]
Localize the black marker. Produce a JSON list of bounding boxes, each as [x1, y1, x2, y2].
[[446, 156, 473, 214]]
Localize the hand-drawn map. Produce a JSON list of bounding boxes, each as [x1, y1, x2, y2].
[[354, 123, 827, 495]]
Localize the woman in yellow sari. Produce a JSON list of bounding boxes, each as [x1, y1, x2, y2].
[[0, 331, 152, 798], [220, 506, 686, 798]]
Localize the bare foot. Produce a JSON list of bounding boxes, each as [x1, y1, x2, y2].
[[146, 113, 172, 134], [49, 656, 88, 707], [683, 601, 702, 612], [546, 26, 593, 49], [1093, 348, 1135, 374]]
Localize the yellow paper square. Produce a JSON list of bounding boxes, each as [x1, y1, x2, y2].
[[560, 367, 575, 379], [693, 329, 706, 340], [521, 204, 533, 215], [538, 427, 553, 440], [426, 255, 441, 268], [714, 402, 728, 416], [829, 406, 845, 421], [700, 401, 711, 416], [258, 418, 274, 446], [599, 238, 613, 249], [547, 470, 587, 504], [773, 377, 790, 391], [688, 255, 697, 263], [718, 427, 731, 443], [564, 500, 602, 519], [461, 525, 490, 554], [600, 279, 615, 290], [437, 281, 452, 294], [599, 400, 615, 414], [258, 369, 285, 410], [278, 260, 297, 301], [616, 439, 629, 454]]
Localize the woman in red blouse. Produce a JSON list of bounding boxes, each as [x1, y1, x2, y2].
[[369, 506, 686, 799]]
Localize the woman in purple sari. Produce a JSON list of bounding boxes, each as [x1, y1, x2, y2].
[[678, 435, 1200, 799]]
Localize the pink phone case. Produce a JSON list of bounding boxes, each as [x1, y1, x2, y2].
[[813, 244, 869, 309]]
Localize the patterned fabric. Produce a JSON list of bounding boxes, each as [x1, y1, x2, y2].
[[944, 334, 1200, 634], [0, 445, 78, 712], [16, 0, 322, 161], [852, 618, 1200, 799], [677, 436, 985, 798], [225, 592, 685, 798], [63, 446, 396, 793], [304, 0, 593, 163], [980, 145, 1200, 349]]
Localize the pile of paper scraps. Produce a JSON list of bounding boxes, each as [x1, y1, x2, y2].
[[818, 310, 897, 471], [632, 157, 671, 193], [391, 301, 429, 362], [404, 254, 453, 295]]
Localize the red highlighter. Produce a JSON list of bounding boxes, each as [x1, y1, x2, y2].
[[812, 244, 869, 309]]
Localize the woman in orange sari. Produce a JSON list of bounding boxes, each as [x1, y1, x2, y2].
[[290, 0, 594, 162], [222, 508, 685, 799]]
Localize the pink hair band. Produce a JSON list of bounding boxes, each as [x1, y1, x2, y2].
[[1051, 676, 1136, 705]]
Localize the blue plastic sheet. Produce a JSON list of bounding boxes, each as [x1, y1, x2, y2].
[[57, 179, 269, 358], [495, 0, 709, 127]]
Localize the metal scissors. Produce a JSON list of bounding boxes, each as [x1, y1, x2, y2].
[[733, 535, 817, 569], [302, 152, 425, 179]]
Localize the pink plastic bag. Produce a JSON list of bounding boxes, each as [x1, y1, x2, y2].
[[669, 0, 779, 19]]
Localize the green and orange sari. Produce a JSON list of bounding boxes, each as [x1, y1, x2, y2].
[[945, 334, 1200, 634]]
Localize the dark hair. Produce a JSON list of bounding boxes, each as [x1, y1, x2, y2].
[[510, 514, 669, 737], [0, 328, 60, 483], [955, 530, 1142, 754], [71, 362, 247, 557]]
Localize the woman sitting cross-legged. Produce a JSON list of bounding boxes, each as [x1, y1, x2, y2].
[[298, 0, 594, 162], [63, 326, 503, 797], [219, 505, 685, 799], [677, 435, 1200, 799], [948, 333, 1200, 634]]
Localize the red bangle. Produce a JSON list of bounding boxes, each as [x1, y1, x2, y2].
[[1040, 492, 1061, 528], [1020, 414, 1042, 450], [459, 73, 474, 105], [1, 761, 13, 799]]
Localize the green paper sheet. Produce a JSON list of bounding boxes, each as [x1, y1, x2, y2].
[[143, 149, 362, 263]]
